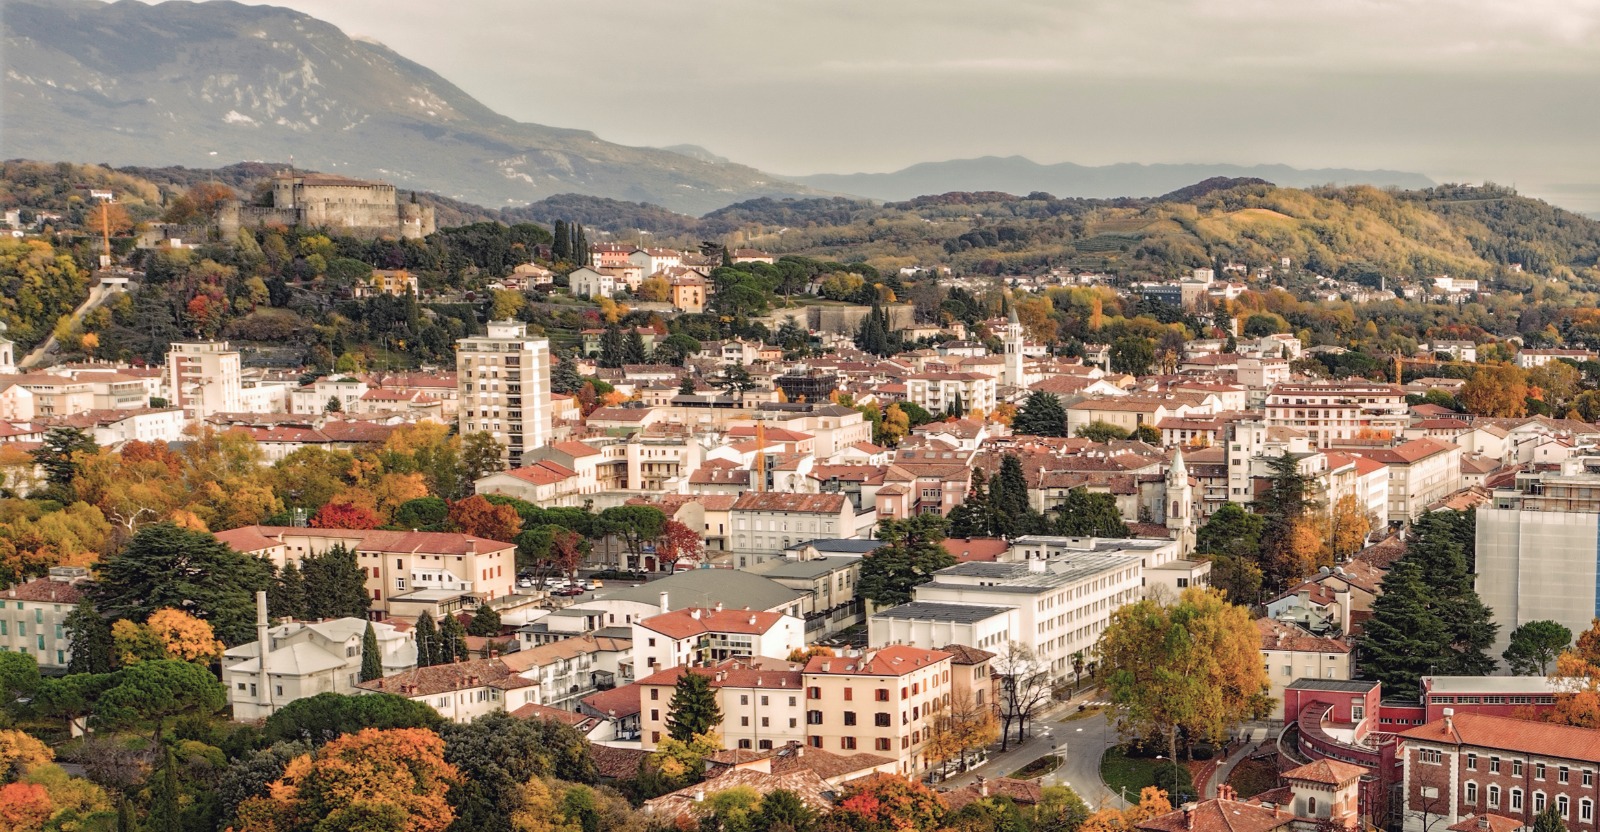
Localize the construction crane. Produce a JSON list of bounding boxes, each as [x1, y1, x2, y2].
[[754, 421, 766, 492], [98, 199, 112, 271]]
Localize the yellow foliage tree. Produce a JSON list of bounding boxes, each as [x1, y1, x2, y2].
[[636, 277, 670, 303], [1327, 494, 1373, 562], [113, 609, 223, 664], [510, 777, 581, 832], [1460, 363, 1529, 418], [0, 729, 53, 779]]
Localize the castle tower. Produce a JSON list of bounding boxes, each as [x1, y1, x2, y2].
[[1165, 447, 1196, 555], [1003, 306, 1025, 388]]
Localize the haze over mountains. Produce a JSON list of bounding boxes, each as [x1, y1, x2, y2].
[[4, 0, 1436, 214]]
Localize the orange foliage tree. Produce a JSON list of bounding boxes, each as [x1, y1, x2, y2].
[[820, 774, 946, 832], [310, 501, 381, 531], [1549, 619, 1600, 727], [235, 728, 458, 832], [655, 520, 703, 570], [448, 496, 521, 542]]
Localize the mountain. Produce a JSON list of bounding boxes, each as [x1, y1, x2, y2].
[[0, 0, 810, 214], [789, 156, 1436, 202]]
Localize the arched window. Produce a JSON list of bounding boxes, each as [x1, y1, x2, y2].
[[1536, 792, 1548, 813], [1559, 795, 1570, 818], [1512, 789, 1524, 811], [1582, 799, 1594, 823], [1489, 785, 1501, 809], [1466, 782, 1479, 804], [1307, 797, 1318, 815]]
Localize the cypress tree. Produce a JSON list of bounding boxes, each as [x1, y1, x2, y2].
[[573, 222, 588, 265], [947, 468, 994, 538], [665, 671, 723, 741], [1534, 805, 1568, 832], [146, 744, 181, 832], [552, 220, 570, 261], [439, 613, 469, 663], [415, 611, 440, 667], [64, 598, 115, 675], [360, 622, 383, 682]]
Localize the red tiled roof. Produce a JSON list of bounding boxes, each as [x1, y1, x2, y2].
[[1448, 815, 1526, 832], [581, 682, 644, 718], [731, 493, 848, 514], [1400, 712, 1600, 763], [803, 645, 951, 677], [1137, 799, 1294, 832], [1283, 758, 1366, 785], [943, 537, 1008, 563], [1, 578, 85, 604], [637, 608, 789, 639], [1257, 618, 1351, 654]]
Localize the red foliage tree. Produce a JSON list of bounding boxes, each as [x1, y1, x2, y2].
[[447, 495, 522, 542], [822, 774, 947, 832], [655, 519, 703, 571], [549, 528, 585, 577], [309, 501, 381, 530]]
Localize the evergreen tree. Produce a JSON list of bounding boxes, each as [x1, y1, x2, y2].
[[1504, 620, 1572, 676], [146, 744, 182, 832], [552, 220, 571, 261], [573, 222, 588, 265], [854, 304, 893, 357], [665, 671, 723, 741], [268, 561, 308, 621], [439, 613, 469, 663], [1258, 452, 1318, 589], [858, 514, 957, 608], [1360, 560, 1452, 699], [678, 374, 697, 395], [1535, 805, 1569, 832], [1196, 503, 1265, 559], [30, 426, 98, 501], [1049, 488, 1130, 537], [415, 611, 440, 667], [552, 357, 585, 395], [986, 454, 1047, 537], [466, 605, 502, 637], [64, 598, 115, 674], [947, 469, 994, 538], [360, 622, 383, 682], [599, 325, 625, 369], [92, 522, 274, 646], [623, 329, 648, 365], [300, 544, 372, 620], [1404, 512, 1498, 675], [1013, 391, 1068, 437]]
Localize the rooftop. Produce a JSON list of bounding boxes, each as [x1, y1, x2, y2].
[[871, 601, 1013, 624]]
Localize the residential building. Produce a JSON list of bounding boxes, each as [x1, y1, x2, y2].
[[631, 606, 805, 674], [0, 568, 87, 670], [457, 320, 553, 463], [903, 372, 997, 418], [1265, 382, 1409, 447], [730, 493, 859, 568], [869, 602, 1017, 653], [1516, 349, 1597, 369], [637, 658, 807, 751], [1257, 618, 1355, 720], [353, 268, 417, 298], [1356, 438, 1464, 523], [801, 646, 953, 776], [225, 610, 417, 721], [1399, 713, 1600, 832], [166, 341, 243, 418], [568, 267, 616, 299], [754, 556, 866, 639], [499, 633, 631, 713], [1135, 761, 1367, 832], [359, 657, 534, 723]]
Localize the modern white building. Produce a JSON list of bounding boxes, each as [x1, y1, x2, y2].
[[456, 320, 553, 464], [1264, 381, 1408, 447], [166, 341, 242, 418], [631, 606, 805, 675]]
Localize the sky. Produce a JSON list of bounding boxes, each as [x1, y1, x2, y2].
[[194, 0, 1600, 211]]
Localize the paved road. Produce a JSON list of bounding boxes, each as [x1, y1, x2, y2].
[[938, 692, 1129, 810]]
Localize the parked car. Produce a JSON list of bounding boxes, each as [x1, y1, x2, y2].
[[553, 586, 586, 597]]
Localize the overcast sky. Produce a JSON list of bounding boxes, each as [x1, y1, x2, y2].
[[198, 0, 1600, 210]]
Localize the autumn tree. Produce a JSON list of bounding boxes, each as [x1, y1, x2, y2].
[[92, 522, 273, 645], [925, 697, 999, 777], [31, 427, 98, 501], [234, 728, 459, 832], [111, 608, 222, 665], [822, 774, 947, 832], [1327, 493, 1373, 562], [655, 519, 702, 572], [440, 712, 599, 830], [1257, 453, 1322, 590], [449, 495, 522, 542], [858, 513, 955, 608], [1460, 362, 1530, 418], [310, 501, 380, 530], [994, 642, 1053, 751], [1099, 588, 1270, 760]]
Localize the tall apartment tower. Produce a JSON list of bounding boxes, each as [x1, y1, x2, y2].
[[166, 341, 243, 418], [456, 320, 552, 465]]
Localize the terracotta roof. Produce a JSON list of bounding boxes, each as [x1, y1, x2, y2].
[[803, 645, 951, 677], [509, 702, 600, 730], [1282, 758, 1367, 785], [1400, 712, 1600, 763], [588, 407, 654, 422], [1257, 618, 1351, 654], [1448, 815, 1526, 832], [590, 744, 650, 779], [1136, 799, 1294, 832], [937, 644, 996, 665], [581, 682, 644, 718], [357, 657, 533, 697], [1354, 534, 1407, 569], [219, 526, 516, 553], [548, 440, 603, 458], [502, 460, 579, 485], [943, 537, 1008, 563], [1, 578, 85, 604], [1357, 437, 1459, 465], [214, 526, 286, 554], [637, 608, 789, 639], [731, 493, 848, 514], [644, 767, 836, 821], [945, 777, 1043, 812], [637, 659, 804, 691], [767, 744, 895, 781]]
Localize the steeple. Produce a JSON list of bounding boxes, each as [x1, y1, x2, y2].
[[1166, 447, 1195, 555], [1003, 306, 1025, 388]]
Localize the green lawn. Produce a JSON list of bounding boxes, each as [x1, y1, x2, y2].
[[1063, 705, 1104, 722], [1101, 746, 1162, 801], [1012, 754, 1063, 780]]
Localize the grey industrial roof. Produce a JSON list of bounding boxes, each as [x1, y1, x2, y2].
[[582, 569, 806, 613], [925, 552, 1141, 592], [757, 557, 856, 580], [784, 539, 882, 555], [1012, 535, 1172, 553], [1423, 676, 1558, 694], [871, 602, 1013, 623]]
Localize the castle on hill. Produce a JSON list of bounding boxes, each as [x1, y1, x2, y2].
[[217, 173, 435, 240]]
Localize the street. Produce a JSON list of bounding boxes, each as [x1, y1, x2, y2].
[[940, 692, 1129, 810]]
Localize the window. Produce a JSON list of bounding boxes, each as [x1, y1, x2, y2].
[[1587, 770, 1595, 787], [875, 738, 891, 751], [807, 686, 821, 700], [740, 695, 749, 706], [1419, 749, 1443, 764], [844, 712, 857, 726], [1491, 757, 1502, 774], [650, 710, 659, 721], [841, 737, 857, 750], [738, 739, 752, 749], [1538, 763, 1548, 780], [740, 717, 749, 727], [1466, 783, 1479, 804], [1536, 793, 1548, 813], [1559, 795, 1570, 818], [806, 710, 822, 725], [1488, 785, 1500, 809], [1467, 753, 1479, 770], [1511, 789, 1524, 811], [843, 687, 853, 701], [1562, 766, 1571, 784], [1307, 798, 1317, 815], [875, 713, 892, 727], [876, 688, 891, 701], [1582, 799, 1593, 822], [1515, 760, 1524, 777], [650, 689, 659, 700]]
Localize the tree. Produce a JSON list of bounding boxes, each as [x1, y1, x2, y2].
[[1195, 504, 1265, 560], [415, 611, 441, 668], [655, 519, 702, 572], [466, 605, 502, 637], [1203, 555, 1264, 606], [1033, 786, 1092, 832], [1359, 560, 1453, 700], [1503, 620, 1572, 676], [926, 696, 999, 776], [441, 711, 598, 832], [309, 500, 380, 530], [1327, 494, 1372, 561], [96, 659, 226, 746], [1014, 392, 1068, 437], [64, 598, 115, 675], [461, 431, 509, 483], [360, 623, 383, 682], [395, 497, 451, 532], [599, 326, 625, 369], [756, 789, 816, 832], [994, 642, 1053, 751], [1049, 488, 1129, 537], [1257, 453, 1321, 590], [988, 454, 1037, 538], [234, 728, 458, 832], [1075, 421, 1131, 443], [596, 505, 666, 570], [270, 561, 308, 621], [666, 671, 722, 742], [261, 692, 443, 746], [823, 774, 946, 832], [1110, 337, 1154, 376], [300, 544, 372, 621], [1534, 805, 1569, 832], [858, 514, 955, 608], [449, 495, 522, 542], [1098, 588, 1270, 760], [113, 608, 222, 664], [623, 329, 647, 365], [31, 427, 98, 500], [947, 468, 995, 539], [92, 522, 273, 645], [439, 613, 469, 664], [552, 358, 584, 395], [145, 743, 182, 832], [1460, 363, 1530, 418], [1133, 424, 1162, 444]]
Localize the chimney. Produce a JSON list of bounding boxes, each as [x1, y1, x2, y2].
[[715, 601, 724, 612], [466, 539, 476, 555], [694, 789, 705, 803], [977, 776, 988, 797], [690, 608, 702, 620], [1444, 707, 1455, 733], [659, 591, 670, 613], [255, 591, 273, 710], [1183, 804, 1196, 831]]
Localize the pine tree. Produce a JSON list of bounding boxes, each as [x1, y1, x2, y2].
[[552, 357, 584, 394], [146, 744, 181, 832], [666, 671, 723, 741], [623, 329, 648, 365], [1360, 560, 1452, 699], [947, 468, 993, 538], [439, 613, 469, 663], [1535, 805, 1569, 832], [987, 454, 1047, 537], [415, 611, 440, 667], [64, 598, 115, 674], [301, 544, 371, 620], [269, 561, 307, 621], [1405, 512, 1497, 674], [1258, 452, 1318, 589], [552, 220, 571, 261], [679, 374, 697, 395], [360, 622, 383, 682], [600, 325, 625, 369], [466, 605, 502, 637], [1050, 488, 1130, 537], [1013, 391, 1068, 437]]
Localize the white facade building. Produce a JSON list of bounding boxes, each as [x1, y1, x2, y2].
[[166, 341, 242, 418], [457, 320, 553, 464]]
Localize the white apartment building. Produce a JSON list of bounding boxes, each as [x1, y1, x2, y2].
[[0, 568, 88, 670], [166, 341, 243, 419], [225, 611, 417, 721], [1256, 618, 1354, 720], [1357, 438, 1464, 523], [290, 376, 369, 415], [637, 659, 807, 753], [869, 601, 1018, 653], [1264, 381, 1408, 447], [632, 606, 804, 675], [1515, 349, 1597, 369], [903, 372, 998, 417], [457, 320, 553, 464], [568, 267, 616, 299], [730, 493, 861, 568]]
